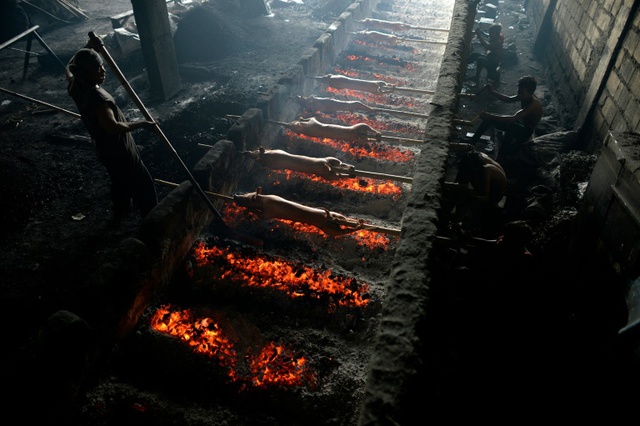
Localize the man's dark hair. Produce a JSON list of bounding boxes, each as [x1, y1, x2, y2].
[[518, 75, 537, 93]]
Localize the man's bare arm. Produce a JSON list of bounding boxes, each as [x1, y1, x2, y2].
[[486, 83, 519, 103], [96, 104, 155, 136]]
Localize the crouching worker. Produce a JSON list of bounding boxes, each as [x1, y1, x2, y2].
[[450, 149, 508, 235], [233, 187, 364, 237], [470, 76, 542, 163], [241, 147, 354, 180], [66, 46, 158, 223]]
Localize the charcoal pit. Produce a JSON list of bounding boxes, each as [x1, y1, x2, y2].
[[0, 0, 461, 424]]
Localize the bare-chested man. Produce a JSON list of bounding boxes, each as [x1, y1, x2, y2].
[[241, 147, 354, 180], [469, 75, 543, 161], [455, 149, 507, 206], [233, 187, 363, 237]]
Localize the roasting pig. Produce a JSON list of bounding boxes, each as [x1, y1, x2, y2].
[[286, 116, 382, 142], [293, 95, 374, 114], [358, 18, 417, 32], [357, 18, 448, 33], [353, 30, 403, 45], [233, 187, 364, 237], [314, 73, 396, 94], [241, 147, 354, 180]]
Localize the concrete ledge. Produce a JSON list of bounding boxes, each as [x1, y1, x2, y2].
[[357, 0, 473, 424]]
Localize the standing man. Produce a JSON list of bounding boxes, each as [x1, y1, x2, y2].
[[65, 45, 158, 223], [469, 75, 543, 162]]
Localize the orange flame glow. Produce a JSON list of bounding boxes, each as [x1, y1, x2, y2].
[[343, 54, 418, 72], [249, 342, 312, 388], [267, 169, 404, 197], [150, 305, 239, 378], [324, 87, 429, 111], [284, 129, 414, 163], [192, 242, 371, 308], [333, 66, 409, 86], [150, 305, 317, 389]]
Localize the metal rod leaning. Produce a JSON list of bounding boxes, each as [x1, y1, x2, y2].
[[0, 86, 81, 118]]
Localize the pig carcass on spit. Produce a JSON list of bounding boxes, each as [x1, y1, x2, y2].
[[314, 74, 396, 94], [354, 29, 403, 45], [285, 116, 382, 142], [357, 18, 450, 33], [358, 18, 417, 32], [352, 30, 447, 46], [233, 187, 364, 237], [241, 147, 354, 181], [293, 95, 374, 114]]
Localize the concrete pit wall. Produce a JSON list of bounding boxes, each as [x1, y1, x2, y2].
[[356, 1, 475, 424]]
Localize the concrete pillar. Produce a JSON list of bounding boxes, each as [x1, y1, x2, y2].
[[131, 0, 181, 101]]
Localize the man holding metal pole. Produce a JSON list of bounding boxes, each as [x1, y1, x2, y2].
[[65, 43, 158, 224]]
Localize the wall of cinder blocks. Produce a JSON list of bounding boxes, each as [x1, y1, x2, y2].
[[528, 0, 640, 151]]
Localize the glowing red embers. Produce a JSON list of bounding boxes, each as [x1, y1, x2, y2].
[[324, 87, 429, 111], [249, 342, 313, 388], [352, 38, 420, 55], [283, 129, 414, 163], [268, 169, 404, 197], [150, 305, 317, 390], [334, 67, 409, 87], [342, 54, 418, 72], [192, 241, 371, 309]]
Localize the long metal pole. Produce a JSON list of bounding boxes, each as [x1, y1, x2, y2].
[[0, 86, 81, 118]]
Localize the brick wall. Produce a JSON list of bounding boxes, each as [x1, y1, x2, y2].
[[528, 0, 640, 151]]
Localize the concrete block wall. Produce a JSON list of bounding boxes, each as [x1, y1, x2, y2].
[[528, 0, 640, 151], [589, 3, 640, 149], [527, 0, 552, 42], [541, 0, 604, 129]]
